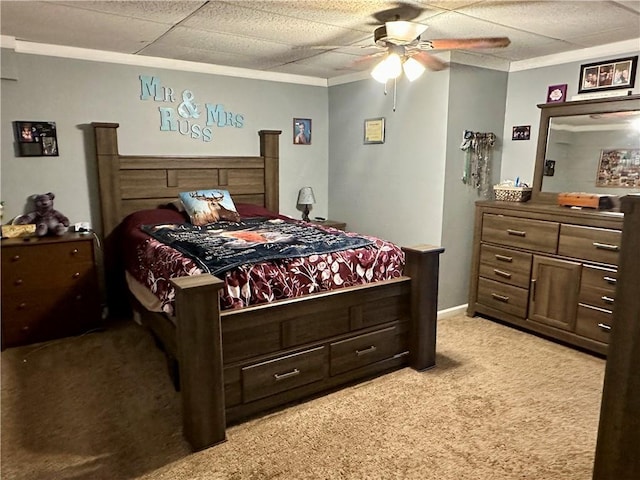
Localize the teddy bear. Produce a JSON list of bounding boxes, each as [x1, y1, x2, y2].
[[15, 192, 70, 236]]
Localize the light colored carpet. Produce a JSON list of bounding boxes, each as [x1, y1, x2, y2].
[[1, 315, 605, 479]]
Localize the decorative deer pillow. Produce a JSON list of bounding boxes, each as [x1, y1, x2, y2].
[[179, 189, 241, 225]]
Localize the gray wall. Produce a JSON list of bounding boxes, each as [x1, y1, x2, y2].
[[3, 45, 638, 313], [327, 70, 450, 248], [440, 64, 508, 309], [1, 49, 329, 229], [328, 63, 507, 311], [502, 49, 640, 185]]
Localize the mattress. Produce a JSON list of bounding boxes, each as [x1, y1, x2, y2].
[[119, 204, 405, 315]]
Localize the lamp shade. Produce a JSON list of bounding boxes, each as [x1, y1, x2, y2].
[[403, 57, 426, 82], [297, 186, 316, 205], [371, 53, 402, 84]]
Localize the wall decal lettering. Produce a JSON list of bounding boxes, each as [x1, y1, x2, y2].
[[139, 75, 245, 142]]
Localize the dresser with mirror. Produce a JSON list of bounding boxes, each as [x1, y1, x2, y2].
[[467, 94, 640, 355]]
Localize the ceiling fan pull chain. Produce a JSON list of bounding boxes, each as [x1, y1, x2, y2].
[[393, 77, 397, 112]]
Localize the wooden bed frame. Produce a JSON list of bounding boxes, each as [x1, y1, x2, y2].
[[92, 122, 444, 451]]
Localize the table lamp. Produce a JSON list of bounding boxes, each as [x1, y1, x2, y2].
[[297, 186, 315, 221]]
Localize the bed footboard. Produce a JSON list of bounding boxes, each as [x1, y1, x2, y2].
[[170, 244, 443, 451]]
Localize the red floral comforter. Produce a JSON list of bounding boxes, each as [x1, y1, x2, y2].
[[121, 206, 405, 315]]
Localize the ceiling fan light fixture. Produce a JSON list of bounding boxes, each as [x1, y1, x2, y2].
[[371, 53, 402, 83], [384, 20, 428, 44], [403, 57, 426, 81]]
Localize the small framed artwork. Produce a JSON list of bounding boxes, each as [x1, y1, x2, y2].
[[364, 117, 385, 144], [512, 125, 531, 141], [578, 56, 638, 94], [546, 84, 567, 103], [293, 118, 311, 145], [14, 121, 59, 156], [544, 159, 556, 176]]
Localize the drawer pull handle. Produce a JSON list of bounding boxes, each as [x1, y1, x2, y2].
[[71, 248, 79, 255], [493, 269, 512, 279], [14, 279, 23, 286], [593, 242, 619, 252], [495, 254, 513, 262], [12, 255, 21, 262], [597, 323, 612, 332], [356, 345, 378, 356], [274, 369, 300, 381], [72, 272, 80, 279], [21, 325, 30, 332], [531, 279, 537, 302], [18, 302, 27, 310], [507, 229, 526, 237], [603, 276, 617, 285], [601, 296, 615, 304], [491, 293, 510, 303]]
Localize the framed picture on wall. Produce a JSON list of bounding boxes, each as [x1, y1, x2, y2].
[[364, 117, 385, 144], [578, 56, 638, 94], [293, 118, 311, 145], [512, 125, 530, 141], [14, 121, 59, 157]]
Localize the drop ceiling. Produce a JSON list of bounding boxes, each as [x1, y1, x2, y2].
[[1, 1, 639, 82]]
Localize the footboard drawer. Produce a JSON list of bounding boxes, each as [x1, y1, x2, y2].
[[330, 324, 406, 376], [242, 346, 326, 403]]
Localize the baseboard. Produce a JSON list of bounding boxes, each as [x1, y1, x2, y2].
[[437, 304, 468, 320]]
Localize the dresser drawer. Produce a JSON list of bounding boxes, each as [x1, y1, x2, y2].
[[2, 261, 96, 292], [479, 244, 532, 288], [1, 240, 94, 269], [579, 265, 616, 310], [477, 277, 529, 318], [581, 264, 618, 290], [1, 286, 99, 347], [242, 346, 326, 403], [558, 224, 621, 265], [576, 304, 613, 344], [330, 324, 406, 376], [482, 214, 559, 253]]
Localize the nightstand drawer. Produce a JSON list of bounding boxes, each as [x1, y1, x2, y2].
[[2, 261, 96, 291], [482, 214, 559, 253], [330, 324, 406, 376], [242, 346, 326, 403], [2, 240, 94, 269], [479, 244, 532, 288]]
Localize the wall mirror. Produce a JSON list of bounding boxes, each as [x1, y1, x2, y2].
[[532, 94, 640, 204]]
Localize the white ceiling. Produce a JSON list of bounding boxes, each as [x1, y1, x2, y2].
[[1, 0, 640, 81]]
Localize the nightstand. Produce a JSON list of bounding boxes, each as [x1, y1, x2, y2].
[[1, 233, 102, 349], [310, 219, 347, 231]]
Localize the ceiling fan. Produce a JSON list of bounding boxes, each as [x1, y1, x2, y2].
[[367, 20, 510, 83], [304, 3, 510, 83]]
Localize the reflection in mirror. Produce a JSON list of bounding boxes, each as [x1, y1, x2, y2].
[[542, 110, 640, 195]]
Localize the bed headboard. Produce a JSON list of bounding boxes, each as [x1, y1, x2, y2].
[[92, 122, 281, 237]]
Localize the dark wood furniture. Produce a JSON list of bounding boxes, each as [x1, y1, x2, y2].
[[467, 94, 639, 355], [92, 122, 444, 451], [593, 194, 640, 479], [467, 201, 622, 355], [1, 233, 101, 349], [309, 219, 347, 230]]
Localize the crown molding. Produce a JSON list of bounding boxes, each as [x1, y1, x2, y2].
[[509, 38, 640, 72], [3, 35, 639, 86], [0, 35, 328, 87]]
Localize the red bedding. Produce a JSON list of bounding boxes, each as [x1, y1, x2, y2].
[[119, 204, 405, 315]]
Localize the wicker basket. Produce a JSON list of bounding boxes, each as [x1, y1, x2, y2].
[[493, 186, 532, 202]]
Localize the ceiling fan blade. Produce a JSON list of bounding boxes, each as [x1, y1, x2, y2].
[[422, 37, 511, 51], [413, 51, 448, 71]]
